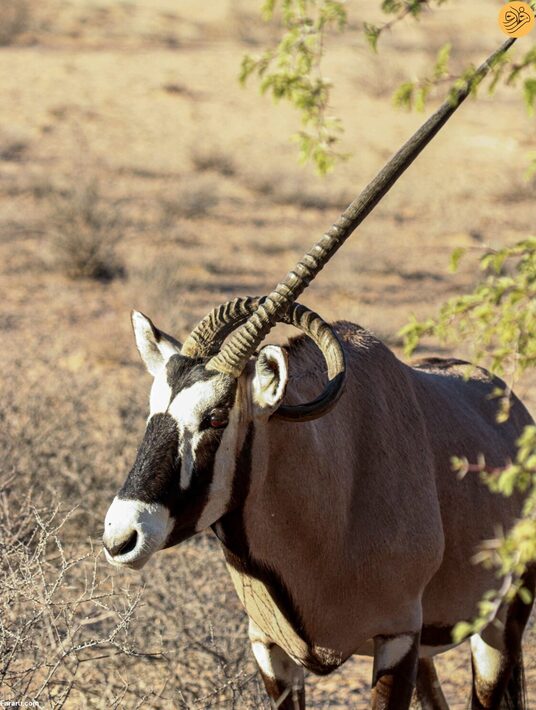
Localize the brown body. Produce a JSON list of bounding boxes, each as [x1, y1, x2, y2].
[[219, 322, 530, 670]]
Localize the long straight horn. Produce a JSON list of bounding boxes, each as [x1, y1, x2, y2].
[[206, 38, 516, 377]]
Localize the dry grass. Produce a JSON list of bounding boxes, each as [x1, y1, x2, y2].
[[48, 181, 125, 282], [247, 170, 348, 210], [191, 149, 236, 178]]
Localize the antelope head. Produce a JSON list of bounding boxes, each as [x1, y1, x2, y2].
[[103, 298, 345, 569]]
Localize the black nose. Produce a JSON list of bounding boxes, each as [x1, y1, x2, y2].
[[104, 529, 138, 557]]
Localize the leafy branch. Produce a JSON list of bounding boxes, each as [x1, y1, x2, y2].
[[393, 42, 452, 111], [240, 0, 348, 175], [242, 0, 536, 171], [400, 238, 536, 637], [400, 238, 536, 382], [364, 0, 448, 52], [390, 32, 536, 113], [451, 423, 536, 642]]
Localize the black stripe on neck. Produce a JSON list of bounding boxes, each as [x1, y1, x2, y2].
[[213, 424, 313, 649]]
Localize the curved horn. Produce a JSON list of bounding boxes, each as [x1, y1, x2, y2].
[[183, 297, 345, 421], [275, 303, 346, 421], [181, 297, 262, 358], [206, 38, 516, 378]]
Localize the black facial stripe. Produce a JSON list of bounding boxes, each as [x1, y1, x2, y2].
[[226, 423, 254, 512], [168, 439, 220, 533], [119, 413, 180, 505], [213, 423, 254, 546], [119, 411, 222, 512], [163, 418, 236, 545]]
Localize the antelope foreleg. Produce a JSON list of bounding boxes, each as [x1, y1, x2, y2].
[[372, 633, 420, 710], [411, 658, 449, 710], [249, 619, 305, 710]]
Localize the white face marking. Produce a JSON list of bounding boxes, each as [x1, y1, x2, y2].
[[103, 497, 173, 569], [195, 374, 251, 531], [168, 378, 227, 490], [149, 368, 172, 415], [470, 634, 503, 683], [375, 634, 414, 671], [167, 377, 223, 428], [150, 372, 232, 492]]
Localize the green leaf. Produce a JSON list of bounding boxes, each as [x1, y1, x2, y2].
[[393, 81, 415, 109], [523, 78, 536, 117], [363, 22, 381, 52], [449, 247, 466, 273], [452, 621, 473, 644], [434, 42, 451, 80]]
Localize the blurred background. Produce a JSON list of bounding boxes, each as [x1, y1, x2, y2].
[[0, 0, 534, 707]]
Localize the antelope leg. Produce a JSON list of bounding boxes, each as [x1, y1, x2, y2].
[[411, 658, 449, 710], [249, 619, 305, 710], [372, 632, 420, 710]]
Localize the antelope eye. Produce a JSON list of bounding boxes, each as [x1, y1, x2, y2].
[[209, 409, 229, 429]]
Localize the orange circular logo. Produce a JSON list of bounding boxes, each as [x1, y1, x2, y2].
[[498, 2, 535, 37]]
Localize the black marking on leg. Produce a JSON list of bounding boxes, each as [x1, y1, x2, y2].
[[372, 633, 419, 710], [119, 413, 180, 504], [414, 658, 449, 710], [258, 668, 305, 710], [420, 625, 457, 647]]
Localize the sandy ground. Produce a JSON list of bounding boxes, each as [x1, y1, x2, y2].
[[0, 0, 535, 707]]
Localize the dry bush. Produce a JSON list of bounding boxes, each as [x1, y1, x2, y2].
[[0, 490, 266, 707], [126, 253, 217, 339], [48, 181, 125, 282], [224, 1, 280, 46], [0, 128, 30, 162], [0, 357, 268, 707], [0, 495, 146, 707], [0, 0, 57, 45], [160, 181, 219, 225], [248, 171, 347, 210], [191, 149, 236, 178], [128, 255, 185, 322], [0, 0, 30, 45]]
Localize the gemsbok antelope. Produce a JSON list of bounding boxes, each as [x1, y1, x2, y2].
[[103, 38, 535, 709]]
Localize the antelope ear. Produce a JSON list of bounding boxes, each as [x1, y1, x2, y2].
[[131, 311, 182, 376], [251, 345, 289, 416]]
